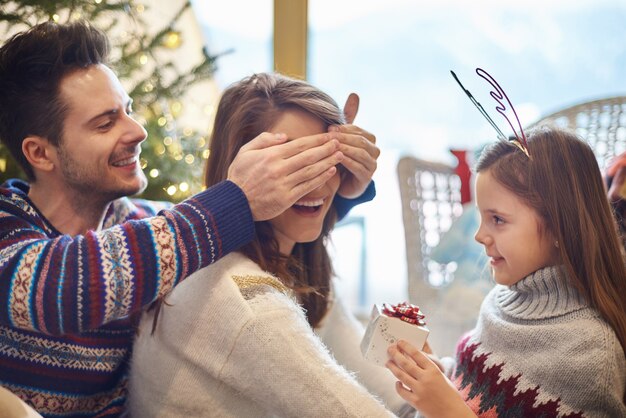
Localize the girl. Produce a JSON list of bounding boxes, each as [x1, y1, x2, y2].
[[387, 127, 626, 418], [129, 73, 411, 417]]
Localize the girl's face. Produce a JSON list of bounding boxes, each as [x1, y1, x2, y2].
[[474, 169, 558, 286], [268, 108, 341, 255]]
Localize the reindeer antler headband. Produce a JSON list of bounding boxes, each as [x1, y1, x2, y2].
[[451, 68, 530, 158]]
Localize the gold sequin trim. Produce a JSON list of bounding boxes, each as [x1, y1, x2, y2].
[[232, 274, 288, 294]]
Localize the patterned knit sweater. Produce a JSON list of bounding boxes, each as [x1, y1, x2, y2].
[[450, 266, 626, 418], [129, 252, 398, 417], [0, 179, 254, 417]]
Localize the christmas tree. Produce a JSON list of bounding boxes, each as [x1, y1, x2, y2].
[[0, 0, 218, 201]]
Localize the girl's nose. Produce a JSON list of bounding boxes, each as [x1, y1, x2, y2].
[[474, 225, 488, 245]]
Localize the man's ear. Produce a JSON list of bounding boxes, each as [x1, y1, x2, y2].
[[22, 136, 56, 173]]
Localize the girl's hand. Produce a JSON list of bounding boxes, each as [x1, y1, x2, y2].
[[386, 340, 476, 418], [421, 340, 445, 372]]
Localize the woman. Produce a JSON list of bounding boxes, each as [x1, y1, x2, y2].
[[129, 73, 410, 417]]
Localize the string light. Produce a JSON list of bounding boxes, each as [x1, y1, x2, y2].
[[163, 136, 173, 146], [179, 182, 189, 192], [202, 149, 210, 159], [171, 101, 182, 115], [149, 169, 160, 178], [166, 185, 177, 196], [136, 4, 145, 13], [52, 14, 60, 22], [0, 158, 6, 173], [157, 117, 167, 127], [184, 154, 195, 165], [139, 54, 148, 65], [162, 30, 182, 49], [203, 105, 214, 116]]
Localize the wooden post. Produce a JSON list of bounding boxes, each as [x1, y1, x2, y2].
[[273, 0, 307, 80]]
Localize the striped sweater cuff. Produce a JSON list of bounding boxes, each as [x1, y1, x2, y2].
[[192, 180, 255, 256]]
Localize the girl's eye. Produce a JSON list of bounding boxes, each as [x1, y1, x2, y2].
[[493, 215, 504, 225]]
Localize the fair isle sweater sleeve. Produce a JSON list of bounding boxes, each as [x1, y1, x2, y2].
[[0, 180, 254, 335]]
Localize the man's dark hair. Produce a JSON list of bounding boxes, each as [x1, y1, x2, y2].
[[0, 21, 110, 180]]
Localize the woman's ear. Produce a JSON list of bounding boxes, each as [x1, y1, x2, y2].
[[22, 136, 56, 173]]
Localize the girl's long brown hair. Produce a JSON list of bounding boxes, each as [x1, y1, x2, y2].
[[151, 73, 344, 329], [476, 127, 626, 363]]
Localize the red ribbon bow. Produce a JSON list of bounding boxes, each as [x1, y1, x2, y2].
[[382, 302, 426, 326]]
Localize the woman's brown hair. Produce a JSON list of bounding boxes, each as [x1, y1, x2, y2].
[[151, 73, 344, 329], [476, 127, 626, 361]]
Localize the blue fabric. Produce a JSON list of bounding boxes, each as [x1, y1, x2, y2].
[[430, 205, 488, 284], [334, 181, 376, 220]]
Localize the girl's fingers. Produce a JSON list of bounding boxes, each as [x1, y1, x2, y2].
[[387, 344, 423, 379], [397, 340, 433, 369], [386, 357, 418, 388], [395, 381, 416, 404]]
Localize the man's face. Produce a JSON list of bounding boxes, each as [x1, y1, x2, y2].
[[54, 64, 147, 203]]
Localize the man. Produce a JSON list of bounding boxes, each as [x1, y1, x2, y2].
[[0, 21, 378, 416]]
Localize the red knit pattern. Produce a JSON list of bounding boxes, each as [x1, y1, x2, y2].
[[452, 335, 584, 418]]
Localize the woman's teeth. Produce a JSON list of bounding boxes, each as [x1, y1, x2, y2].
[[294, 198, 324, 207]]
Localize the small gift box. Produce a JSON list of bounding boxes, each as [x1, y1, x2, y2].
[[360, 302, 430, 366]]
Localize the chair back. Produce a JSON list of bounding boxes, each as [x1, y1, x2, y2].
[[397, 157, 479, 356], [529, 95, 626, 167]]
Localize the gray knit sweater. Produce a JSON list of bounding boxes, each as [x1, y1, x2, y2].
[[450, 266, 626, 417]]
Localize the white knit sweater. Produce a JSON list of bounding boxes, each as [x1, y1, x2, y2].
[[128, 252, 402, 417]]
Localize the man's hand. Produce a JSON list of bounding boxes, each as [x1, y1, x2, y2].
[[330, 93, 380, 199], [227, 132, 344, 221], [606, 152, 626, 201]]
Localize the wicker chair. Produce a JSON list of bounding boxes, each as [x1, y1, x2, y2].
[[397, 95, 626, 356], [397, 157, 477, 356], [529, 95, 626, 167]]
